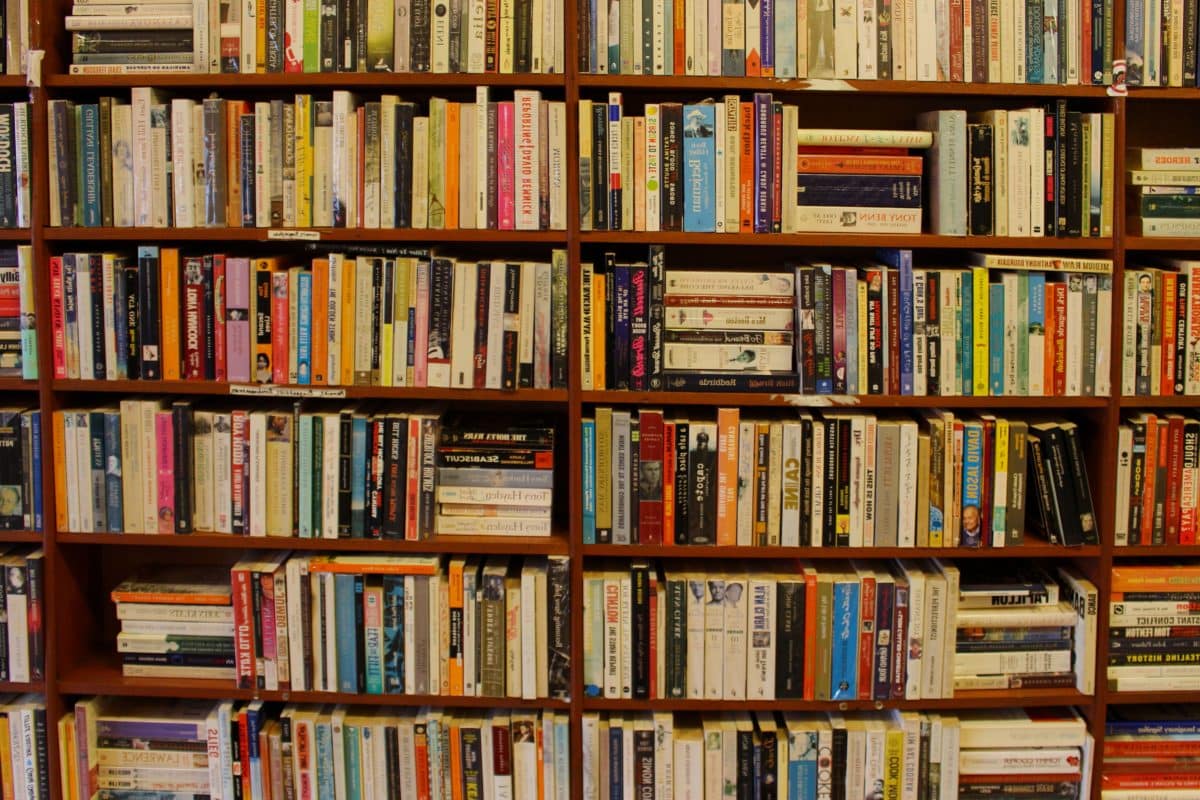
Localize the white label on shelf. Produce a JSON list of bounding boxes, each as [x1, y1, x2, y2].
[[267, 229, 321, 241], [25, 50, 43, 87], [229, 384, 347, 399], [775, 394, 860, 407]]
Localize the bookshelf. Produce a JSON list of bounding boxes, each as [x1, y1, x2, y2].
[[7, 0, 1200, 797]]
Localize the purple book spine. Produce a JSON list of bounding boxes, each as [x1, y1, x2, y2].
[[761, 0, 774, 74], [753, 93, 771, 233], [226, 257, 252, 383]]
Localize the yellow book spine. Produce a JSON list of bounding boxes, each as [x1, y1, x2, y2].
[[379, 264, 394, 388], [596, 407, 613, 537], [160, 248, 181, 381], [883, 726, 903, 799], [445, 102, 460, 230], [993, 418, 1009, 548], [340, 258, 356, 387], [592, 272, 606, 390], [972, 267, 988, 396], [0, 714, 14, 800], [53, 411, 68, 533], [295, 95, 313, 228]]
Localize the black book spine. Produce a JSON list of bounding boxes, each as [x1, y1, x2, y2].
[[448, 0, 463, 72], [661, 103, 683, 231], [775, 580, 804, 698], [355, 0, 368, 70], [338, 413, 353, 536], [411, 0, 432, 70], [873, 580, 894, 700], [547, 556, 571, 699], [660, 372, 801, 393], [835, 417, 851, 547], [630, 563, 650, 698], [812, 266, 833, 389], [319, 0, 338, 71], [673, 422, 689, 543], [251, 571, 265, 689], [1044, 424, 1084, 545], [967, 123, 993, 236], [1185, 0, 1199, 85], [1127, 420, 1146, 545], [395, 104, 414, 228], [647, 246, 665, 390], [502, 262, 521, 389], [514, 0, 532, 71], [604, 268, 615, 388], [382, 416, 406, 538], [138, 249, 161, 380], [822, 418, 837, 547], [34, 708, 50, 800], [830, 726, 847, 800], [354, 573, 366, 691], [736, 727, 754, 800], [88, 411, 106, 531], [1054, 99, 1069, 235], [592, 103, 608, 230], [1062, 423, 1099, 545], [971, 0, 987, 81], [1065, 110, 1083, 237], [25, 552, 43, 680], [1027, 432, 1064, 544], [88, 254, 105, 379], [337, 0, 357, 70], [1043, 104, 1057, 236], [1177, 275, 1190, 394], [123, 261, 140, 380], [172, 401, 194, 533]]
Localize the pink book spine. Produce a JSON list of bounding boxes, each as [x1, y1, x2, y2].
[[226, 257, 252, 383], [155, 410, 175, 534], [413, 260, 431, 387], [832, 267, 847, 392], [405, 417, 421, 541], [259, 571, 278, 689], [50, 256, 66, 379], [271, 272, 289, 385], [230, 410, 247, 534], [213, 255, 228, 382], [497, 102, 515, 230]]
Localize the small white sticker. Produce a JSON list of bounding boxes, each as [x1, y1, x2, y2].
[[267, 229, 321, 241], [229, 384, 346, 398]]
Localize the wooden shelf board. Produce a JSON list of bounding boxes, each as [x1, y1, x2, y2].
[[44, 227, 567, 243], [0, 229, 30, 241], [58, 657, 569, 707], [0, 378, 38, 391], [1113, 544, 1200, 557], [1125, 88, 1200, 100], [1124, 236, 1200, 251], [45, 73, 566, 90], [582, 688, 1091, 712], [0, 76, 27, 89], [577, 75, 1111, 98], [1120, 395, 1200, 408], [53, 379, 568, 403], [0, 531, 42, 544], [579, 231, 1114, 249], [583, 539, 1097, 559], [580, 390, 1110, 409], [1105, 690, 1200, 704], [58, 531, 570, 554], [0, 680, 43, 694]]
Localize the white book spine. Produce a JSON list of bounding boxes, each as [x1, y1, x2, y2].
[[411, 117, 429, 229], [521, 569, 538, 699], [897, 422, 917, 547], [171, 99, 196, 228], [395, 0, 411, 71], [549, 102, 566, 230], [857, 0, 877, 77], [834, 0, 857, 77], [713, 105, 725, 233], [914, 0, 935, 78], [241, 0, 256, 73], [212, 412, 232, 533], [848, 416, 866, 547], [432, 0, 451, 71], [904, 568, 925, 700], [450, 261, 476, 388], [1114, 425, 1132, 546], [248, 412, 267, 536]]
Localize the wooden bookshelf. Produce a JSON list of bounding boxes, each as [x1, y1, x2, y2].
[[581, 688, 1094, 712], [583, 539, 1102, 560], [580, 390, 1112, 408], [43, 226, 567, 243], [57, 531, 572, 555], [579, 230, 1116, 249], [576, 74, 1114, 98]]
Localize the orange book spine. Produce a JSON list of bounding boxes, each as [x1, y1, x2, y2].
[[1140, 415, 1160, 545], [663, 420, 676, 545], [592, 272, 606, 390], [1162, 272, 1178, 396], [253, 259, 275, 383], [226, 102, 244, 227], [802, 569, 818, 700], [305, 561, 438, 576], [110, 590, 231, 604], [448, 559, 465, 694], [310, 258, 329, 385], [340, 258, 356, 387], [739, 103, 754, 232], [1043, 283, 1056, 395], [53, 411, 68, 533], [357, 107, 367, 229], [673, 0, 686, 74], [796, 155, 926, 175], [715, 407, 740, 546], [159, 248, 181, 381], [446, 102, 460, 230], [449, 724, 464, 800]]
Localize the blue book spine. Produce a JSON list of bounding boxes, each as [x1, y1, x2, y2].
[[314, 719, 334, 800], [344, 722, 362, 800], [350, 416, 367, 536], [795, 174, 923, 207], [247, 706, 264, 800], [682, 103, 716, 232], [761, 0, 774, 73], [609, 723, 624, 800], [103, 411, 122, 532], [335, 573, 359, 692], [774, 0, 795, 76], [79, 104, 102, 227], [844, 271, 859, 395], [383, 575, 404, 692], [29, 410, 41, 531], [297, 415, 313, 537], [959, 273, 973, 395], [1026, 0, 1045, 83], [297, 271, 312, 385], [365, 588, 383, 694], [898, 253, 913, 395], [960, 421, 984, 547], [1089, 0, 1104, 83], [830, 580, 859, 700], [582, 418, 597, 543], [111, 262, 128, 379], [613, 263, 632, 389], [989, 283, 1004, 396], [793, 732, 817, 797], [753, 93, 771, 233], [1029, 272, 1046, 366], [1125, 0, 1145, 84]]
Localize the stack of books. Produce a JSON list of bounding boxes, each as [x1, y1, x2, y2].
[[1125, 5, 1200, 87], [1115, 412, 1200, 546], [63, 698, 218, 797], [1128, 148, 1200, 237], [0, 546, 43, 683], [1108, 564, 1200, 692], [49, 248, 568, 390], [0, 247, 35, 380], [581, 0, 1113, 86], [0, 407, 41, 532], [0, 696, 47, 800], [110, 565, 235, 679], [955, 708, 1093, 799], [436, 423, 556, 537], [1102, 706, 1200, 797], [921, 105, 1115, 238], [67, 0, 196, 75], [581, 408, 1101, 549], [225, 553, 570, 698], [65, 700, 571, 800], [47, 89, 568, 231], [582, 249, 1115, 397], [954, 565, 1096, 693], [1121, 260, 1200, 397], [579, 94, 931, 234]]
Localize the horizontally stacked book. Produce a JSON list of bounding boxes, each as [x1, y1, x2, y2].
[[580, 0, 1113, 85], [582, 707, 1094, 798], [1107, 565, 1200, 692], [582, 250, 1114, 395], [1128, 148, 1200, 237], [63, 698, 571, 799], [48, 89, 568, 231], [1102, 706, 1200, 798], [582, 408, 1098, 549], [66, 0, 197, 74], [49, 248, 568, 391]]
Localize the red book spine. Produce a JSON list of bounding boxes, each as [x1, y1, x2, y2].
[[638, 409, 665, 544], [648, 574, 658, 700], [856, 574, 876, 701], [1079, 0, 1092, 85], [1162, 272, 1178, 396], [492, 722, 512, 782], [414, 725, 431, 799], [663, 421, 675, 545], [271, 272, 289, 385], [497, 102, 516, 230], [405, 417, 421, 541], [771, 103, 783, 232], [237, 709, 252, 800], [739, 103, 754, 232], [182, 258, 205, 380], [672, 0, 685, 73], [155, 410, 175, 533], [50, 256, 66, 379], [231, 567, 256, 689], [949, 0, 964, 80], [1167, 415, 1185, 544], [1141, 416, 1160, 545], [1052, 282, 1068, 396], [886, 269, 901, 395], [832, 268, 847, 394], [213, 255, 228, 382]]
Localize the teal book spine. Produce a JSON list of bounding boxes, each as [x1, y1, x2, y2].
[[582, 418, 596, 543], [989, 282, 1004, 396], [297, 270, 312, 384], [350, 415, 368, 535], [959, 273, 973, 395], [1016, 272, 1029, 395], [383, 574, 405, 692], [335, 573, 359, 692], [344, 722, 362, 800], [960, 421, 984, 547], [1029, 272, 1045, 391], [297, 415, 313, 537], [364, 584, 383, 694], [774, 0, 796, 76], [314, 718, 335, 800], [829, 579, 859, 701], [682, 103, 716, 233], [79, 104, 102, 227]]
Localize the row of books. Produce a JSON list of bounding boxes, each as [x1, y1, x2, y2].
[[0, 246, 34, 380], [0, 1, 27, 77], [47, 88, 569, 231], [582, 560, 1096, 702], [111, 554, 571, 698], [582, 408, 1097, 549], [55, 402, 556, 539], [0, 408, 40, 533], [1114, 413, 1200, 546], [1122, 261, 1200, 397], [1124, 0, 1200, 87], [1127, 147, 1200, 237], [1105, 564, 1200, 692], [1102, 706, 1200, 797], [49, 247, 569, 391], [580, 252, 1115, 397], [0, 695, 47, 800], [921, 105, 1115, 238], [582, 707, 1094, 800], [69, 0, 566, 75], [579, 0, 1113, 87], [578, 97, 929, 235], [0, 546, 42, 684], [63, 697, 570, 800], [0, 103, 29, 229]]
